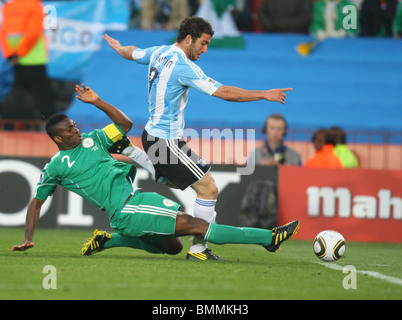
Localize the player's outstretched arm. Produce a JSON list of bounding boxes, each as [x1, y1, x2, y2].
[[213, 85, 293, 104], [12, 198, 44, 251], [103, 34, 137, 61], [75, 84, 133, 134]]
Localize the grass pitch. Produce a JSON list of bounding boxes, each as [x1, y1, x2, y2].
[[0, 227, 401, 300]]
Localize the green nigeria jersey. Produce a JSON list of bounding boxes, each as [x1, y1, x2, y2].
[[35, 123, 136, 217]]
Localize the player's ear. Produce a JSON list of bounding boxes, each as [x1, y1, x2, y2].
[[185, 34, 193, 44], [53, 135, 63, 144]]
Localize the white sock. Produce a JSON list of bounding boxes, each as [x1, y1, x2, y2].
[[190, 198, 217, 254]]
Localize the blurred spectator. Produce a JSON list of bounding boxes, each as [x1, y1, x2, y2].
[[310, 0, 359, 39], [258, 0, 313, 34], [0, 55, 13, 104], [195, 0, 246, 48], [249, 113, 302, 166], [232, 0, 253, 32], [141, 0, 190, 30], [330, 126, 359, 168], [128, 0, 142, 29], [189, 0, 200, 16], [360, 0, 398, 37], [311, 128, 326, 152], [350, 0, 364, 8], [0, 0, 55, 120], [305, 129, 344, 168], [395, 0, 402, 37]]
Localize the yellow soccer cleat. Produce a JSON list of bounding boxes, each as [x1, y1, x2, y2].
[[186, 249, 224, 261], [264, 220, 300, 253], [81, 229, 111, 256]]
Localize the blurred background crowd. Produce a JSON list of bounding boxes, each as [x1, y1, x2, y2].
[[127, 0, 402, 37], [0, 0, 401, 170]]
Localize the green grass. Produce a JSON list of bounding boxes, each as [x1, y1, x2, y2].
[[1, 228, 401, 300]]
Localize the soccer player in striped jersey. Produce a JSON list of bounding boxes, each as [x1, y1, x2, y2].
[[103, 17, 293, 260]]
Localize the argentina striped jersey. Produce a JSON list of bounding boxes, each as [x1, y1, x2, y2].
[[132, 45, 222, 139]]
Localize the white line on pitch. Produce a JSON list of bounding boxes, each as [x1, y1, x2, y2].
[[314, 261, 402, 286]]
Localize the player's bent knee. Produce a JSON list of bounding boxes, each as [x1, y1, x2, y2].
[[208, 182, 218, 199], [175, 212, 209, 239], [199, 181, 218, 200], [193, 174, 218, 200], [160, 238, 183, 255], [204, 175, 218, 199]]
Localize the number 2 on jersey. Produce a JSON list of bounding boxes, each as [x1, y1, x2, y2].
[[61, 155, 75, 168]]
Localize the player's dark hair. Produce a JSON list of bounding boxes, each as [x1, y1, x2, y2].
[[176, 16, 214, 43], [46, 113, 68, 140]]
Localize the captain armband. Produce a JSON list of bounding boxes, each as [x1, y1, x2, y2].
[[103, 123, 125, 143]]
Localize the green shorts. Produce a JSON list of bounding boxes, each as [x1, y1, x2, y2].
[[110, 191, 180, 241]]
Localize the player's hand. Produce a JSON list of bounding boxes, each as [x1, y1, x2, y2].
[[12, 241, 34, 251], [266, 88, 293, 104], [75, 83, 99, 104], [103, 34, 121, 51]]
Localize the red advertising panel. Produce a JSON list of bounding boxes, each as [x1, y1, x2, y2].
[[278, 166, 402, 243]]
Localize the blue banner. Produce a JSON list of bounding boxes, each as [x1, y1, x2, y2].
[[43, 0, 129, 80]]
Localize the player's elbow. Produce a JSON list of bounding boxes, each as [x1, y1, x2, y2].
[[120, 119, 133, 134], [213, 85, 239, 102], [127, 119, 134, 131]]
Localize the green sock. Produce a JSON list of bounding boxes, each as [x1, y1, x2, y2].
[[104, 233, 162, 254], [204, 223, 272, 246]]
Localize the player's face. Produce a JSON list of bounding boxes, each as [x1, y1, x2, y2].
[[188, 33, 211, 61], [54, 118, 82, 150]]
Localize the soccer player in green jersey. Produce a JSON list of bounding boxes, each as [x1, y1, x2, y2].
[[12, 84, 299, 257]]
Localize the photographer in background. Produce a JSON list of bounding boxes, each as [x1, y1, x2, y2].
[[249, 113, 302, 166]]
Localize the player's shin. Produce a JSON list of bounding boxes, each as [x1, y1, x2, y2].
[[203, 223, 272, 246], [190, 198, 216, 253], [104, 233, 162, 254]]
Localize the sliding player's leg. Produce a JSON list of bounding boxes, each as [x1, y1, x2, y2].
[[174, 212, 300, 253], [81, 230, 183, 256]]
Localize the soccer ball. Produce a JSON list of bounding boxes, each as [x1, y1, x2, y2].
[[313, 230, 346, 262]]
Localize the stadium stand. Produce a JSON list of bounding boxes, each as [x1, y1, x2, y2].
[[1, 31, 401, 169], [66, 30, 402, 137]]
